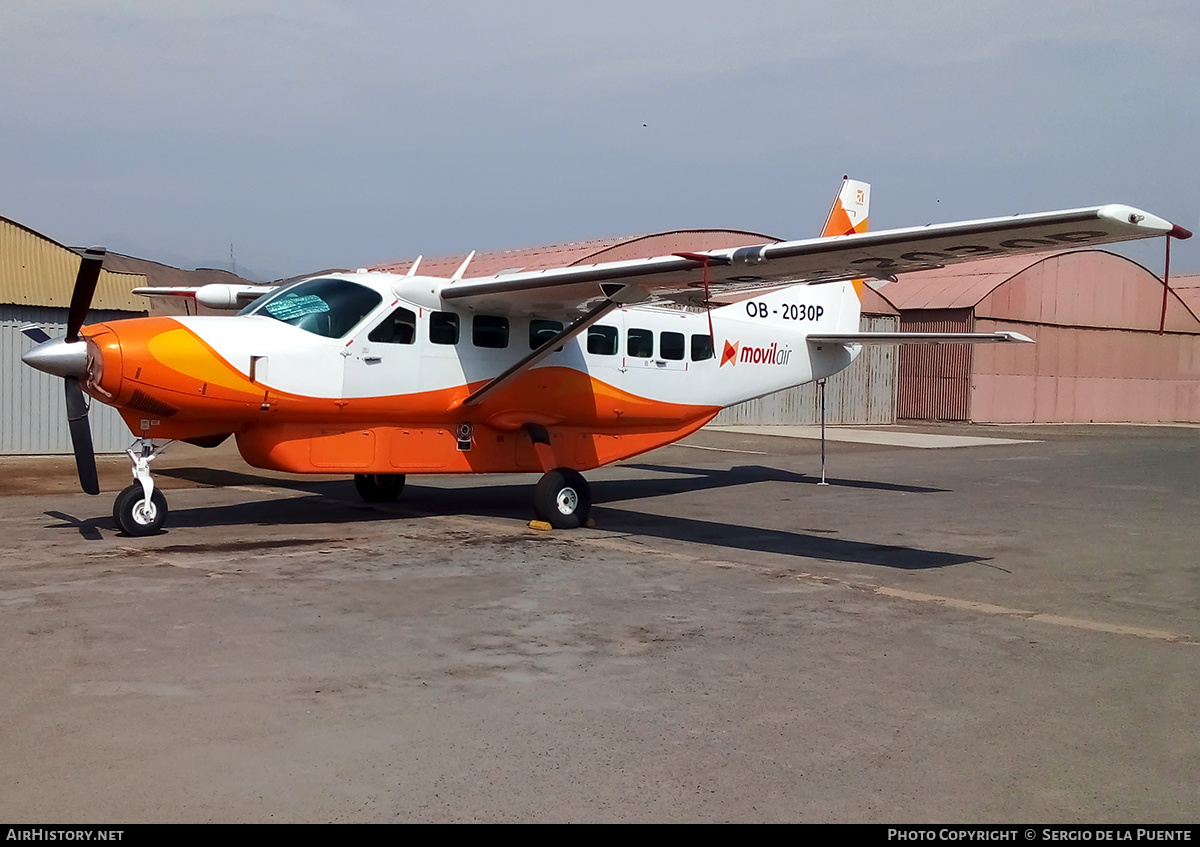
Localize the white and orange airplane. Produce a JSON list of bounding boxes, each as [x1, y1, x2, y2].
[[20, 179, 1191, 535]]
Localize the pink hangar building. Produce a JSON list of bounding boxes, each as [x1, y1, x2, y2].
[[874, 250, 1200, 424]]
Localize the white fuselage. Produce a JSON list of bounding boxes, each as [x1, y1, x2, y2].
[[178, 272, 864, 411]]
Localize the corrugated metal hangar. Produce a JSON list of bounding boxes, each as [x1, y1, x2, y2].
[[0, 215, 253, 453], [1, 216, 147, 453]]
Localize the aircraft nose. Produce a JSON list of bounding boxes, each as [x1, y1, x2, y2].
[[21, 337, 89, 378]]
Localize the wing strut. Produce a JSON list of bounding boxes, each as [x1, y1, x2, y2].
[[461, 300, 621, 407], [1157, 224, 1193, 334], [673, 252, 729, 345]]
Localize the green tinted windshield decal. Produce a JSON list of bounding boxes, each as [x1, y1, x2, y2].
[[265, 295, 330, 321]]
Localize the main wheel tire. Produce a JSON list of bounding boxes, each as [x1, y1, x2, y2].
[[112, 484, 168, 536], [354, 473, 406, 502], [533, 468, 591, 529]]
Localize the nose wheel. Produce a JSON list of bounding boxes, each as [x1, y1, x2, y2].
[[113, 439, 173, 536], [113, 484, 167, 536], [533, 468, 591, 529]]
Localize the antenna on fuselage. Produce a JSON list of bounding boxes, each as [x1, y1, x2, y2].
[[406, 255, 423, 277], [451, 251, 475, 281]]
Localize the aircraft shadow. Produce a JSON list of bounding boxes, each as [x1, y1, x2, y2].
[[45, 510, 105, 541], [621, 463, 947, 495], [157, 461, 947, 501], [157, 467, 332, 494], [587, 508, 978, 570], [77, 465, 978, 570]]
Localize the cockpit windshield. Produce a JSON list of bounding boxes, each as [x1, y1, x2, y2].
[[240, 277, 382, 338]]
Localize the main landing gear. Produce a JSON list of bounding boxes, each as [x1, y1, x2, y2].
[[533, 467, 592, 529], [351, 467, 592, 529], [354, 473, 406, 502], [113, 439, 173, 536]]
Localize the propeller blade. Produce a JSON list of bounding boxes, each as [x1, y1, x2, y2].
[[20, 324, 52, 344], [66, 247, 106, 343], [64, 377, 100, 495]]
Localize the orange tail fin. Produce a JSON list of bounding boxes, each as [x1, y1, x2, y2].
[[821, 176, 871, 300], [821, 176, 871, 237]]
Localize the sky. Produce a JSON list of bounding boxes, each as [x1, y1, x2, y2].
[[2, 1, 1197, 281]]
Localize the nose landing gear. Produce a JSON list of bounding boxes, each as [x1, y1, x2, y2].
[[112, 439, 173, 536]]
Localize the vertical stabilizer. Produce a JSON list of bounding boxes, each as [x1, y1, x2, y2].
[[821, 176, 871, 237], [821, 176, 871, 303]]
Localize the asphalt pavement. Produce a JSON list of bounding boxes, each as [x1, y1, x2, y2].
[[0, 423, 1196, 822]]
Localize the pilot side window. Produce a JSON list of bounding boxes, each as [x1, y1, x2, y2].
[[473, 315, 509, 348], [529, 319, 564, 350], [627, 328, 653, 358], [660, 331, 685, 361], [691, 333, 714, 361], [368, 306, 417, 344], [587, 325, 618, 355], [429, 312, 460, 345]]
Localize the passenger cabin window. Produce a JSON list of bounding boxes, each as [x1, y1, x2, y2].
[[368, 306, 417, 344], [245, 277, 382, 339], [660, 331, 685, 361], [587, 325, 618, 355], [627, 328, 653, 358], [473, 315, 509, 348], [530, 319, 564, 350], [691, 333, 714, 361], [429, 312, 460, 345]]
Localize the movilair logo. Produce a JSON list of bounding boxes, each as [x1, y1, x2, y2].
[[720, 340, 792, 367]]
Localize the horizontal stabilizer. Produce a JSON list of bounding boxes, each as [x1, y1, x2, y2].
[[133, 283, 276, 310], [808, 331, 1034, 345]]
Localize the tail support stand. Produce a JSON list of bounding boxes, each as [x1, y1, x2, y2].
[[818, 378, 829, 486]]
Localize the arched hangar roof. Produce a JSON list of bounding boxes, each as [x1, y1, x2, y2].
[[369, 228, 898, 316], [370, 229, 781, 277], [1171, 273, 1200, 318]]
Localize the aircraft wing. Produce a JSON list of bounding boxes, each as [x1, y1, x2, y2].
[[442, 205, 1189, 316]]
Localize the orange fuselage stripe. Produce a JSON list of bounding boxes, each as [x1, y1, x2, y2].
[[84, 318, 720, 474]]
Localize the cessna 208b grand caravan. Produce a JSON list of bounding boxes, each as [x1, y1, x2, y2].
[[20, 179, 1192, 535]]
